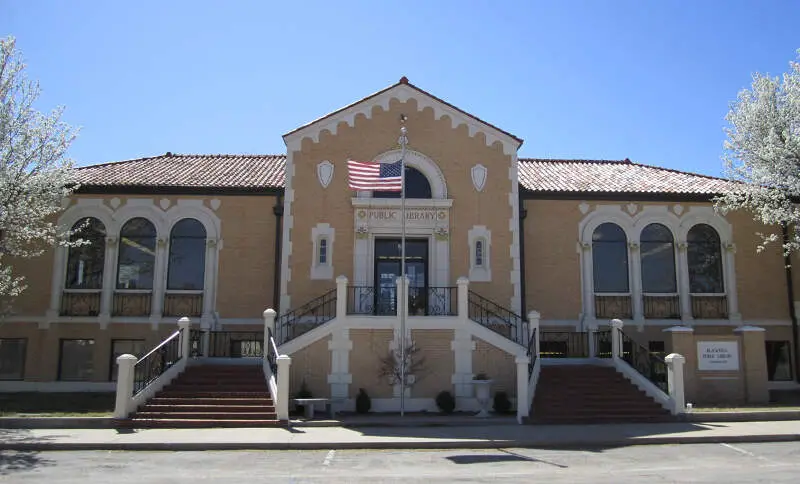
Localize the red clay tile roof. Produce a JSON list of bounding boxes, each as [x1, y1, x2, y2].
[[74, 153, 285, 190], [518, 158, 735, 195], [74, 153, 734, 196]]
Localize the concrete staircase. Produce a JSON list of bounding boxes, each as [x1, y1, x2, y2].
[[121, 364, 280, 428], [530, 365, 673, 424]]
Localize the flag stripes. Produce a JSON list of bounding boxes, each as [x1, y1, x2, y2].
[[347, 160, 403, 191]]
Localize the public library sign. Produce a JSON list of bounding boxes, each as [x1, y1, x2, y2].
[[353, 206, 450, 230], [697, 341, 740, 371]]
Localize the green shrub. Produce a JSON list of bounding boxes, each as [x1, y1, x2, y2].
[[355, 388, 371, 414], [435, 390, 456, 414], [493, 391, 512, 414]]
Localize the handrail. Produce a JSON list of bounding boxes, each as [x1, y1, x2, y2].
[[539, 331, 589, 358], [266, 327, 279, 378], [594, 329, 612, 358], [527, 327, 538, 377], [276, 288, 337, 344], [620, 330, 668, 392], [132, 328, 183, 396], [467, 290, 526, 345], [207, 331, 263, 358]]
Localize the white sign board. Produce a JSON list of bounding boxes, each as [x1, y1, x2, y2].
[[697, 341, 740, 371]]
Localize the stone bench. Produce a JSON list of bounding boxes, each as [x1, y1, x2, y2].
[[293, 398, 329, 419]]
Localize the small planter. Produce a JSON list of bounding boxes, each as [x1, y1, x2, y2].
[[471, 379, 494, 418]]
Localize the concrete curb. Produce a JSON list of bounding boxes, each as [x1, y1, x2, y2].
[[1, 433, 799, 451], [0, 417, 113, 429], [685, 411, 800, 422]]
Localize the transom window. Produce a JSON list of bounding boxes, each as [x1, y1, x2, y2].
[[65, 217, 106, 289], [373, 167, 432, 199], [117, 218, 157, 290], [688, 224, 724, 293], [167, 218, 206, 291], [592, 223, 629, 293], [640, 223, 677, 293]]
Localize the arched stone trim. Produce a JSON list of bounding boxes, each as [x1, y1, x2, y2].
[[163, 201, 221, 241], [58, 199, 117, 236], [367, 149, 448, 199], [631, 207, 682, 243], [578, 207, 635, 245], [114, 201, 168, 240], [676, 207, 733, 245]]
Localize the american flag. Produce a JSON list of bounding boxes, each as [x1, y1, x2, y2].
[[347, 159, 403, 191]]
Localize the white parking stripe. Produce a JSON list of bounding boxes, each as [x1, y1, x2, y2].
[[721, 443, 778, 464], [323, 449, 336, 467]]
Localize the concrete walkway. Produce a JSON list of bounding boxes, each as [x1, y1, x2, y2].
[[1, 420, 800, 450]]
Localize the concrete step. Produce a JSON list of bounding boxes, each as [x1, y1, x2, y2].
[[148, 397, 274, 406], [132, 411, 277, 420], [139, 404, 276, 413], [118, 418, 282, 428], [163, 384, 268, 392], [156, 391, 273, 398]]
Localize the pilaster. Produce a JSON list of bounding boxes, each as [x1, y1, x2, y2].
[[451, 328, 476, 398], [328, 328, 353, 399]]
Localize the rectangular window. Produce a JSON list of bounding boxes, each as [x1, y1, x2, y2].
[[318, 238, 328, 265], [109, 339, 146, 381], [475, 240, 484, 267], [0, 338, 27, 380], [58, 339, 95, 381], [766, 341, 793, 381]]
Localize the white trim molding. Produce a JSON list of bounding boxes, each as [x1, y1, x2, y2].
[[311, 223, 335, 280], [468, 225, 492, 282]]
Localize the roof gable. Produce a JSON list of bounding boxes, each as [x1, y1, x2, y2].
[[282, 77, 524, 156]]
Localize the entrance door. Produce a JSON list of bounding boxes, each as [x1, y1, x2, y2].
[[374, 239, 428, 315]]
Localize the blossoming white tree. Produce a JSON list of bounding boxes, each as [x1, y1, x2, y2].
[[0, 36, 80, 305], [716, 49, 800, 253]]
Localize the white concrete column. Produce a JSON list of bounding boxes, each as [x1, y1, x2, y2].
[[724, 244, 741, 322], [47, 246, 68, 322], [100, 236, 118, 321], [451, 328, 476, 398], [611, 318, 624, 360], [201, 239, 218, 322], [276, 354, 292, 421], [664, 353, 686, 415], [336, 275, 348, 319], [113, 353, 138, 418], [327, 328, 353, 400], [515, 354, 531, 423], [580, 244, 595, 320], [150, 238, 168, 323], [263, 308, 276, 341], [629, 243, 644, 322], [178, 317, 191, 359], [457, 277, 469, 319], [526, 310, 540, 356], [676, 241, 693, 322]]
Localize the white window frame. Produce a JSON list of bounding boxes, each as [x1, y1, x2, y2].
[[311, 223, 335, 280], [468, 225, 491, 282]]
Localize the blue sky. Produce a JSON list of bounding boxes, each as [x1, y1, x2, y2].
[[2, 1, 798, 176]]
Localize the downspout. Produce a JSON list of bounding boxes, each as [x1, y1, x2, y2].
[[518, 191, 528, 318], [272, 194, 284, 314], [781, 223, 800, 383]]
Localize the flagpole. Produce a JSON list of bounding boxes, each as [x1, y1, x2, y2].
[[398, 119, 407, 417]]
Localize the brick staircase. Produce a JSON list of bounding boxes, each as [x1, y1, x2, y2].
[[120, 364, 280, 428], [530, 365, 673, 424]]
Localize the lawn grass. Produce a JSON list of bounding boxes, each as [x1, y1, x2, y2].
[[0, 392, 114, 417]]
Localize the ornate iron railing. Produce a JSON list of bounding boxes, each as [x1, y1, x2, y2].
[[132, 328, 183, 396], [276, 289, 337, 344], [527, 328, 538, 377], [691, 295, 728, 319], [266, 327, 279, 379], [60, 290, 101, 316], [467, 291, 526, 345], [594, 294, 632, 319], [189, 328, 202, 357], [594, 329, 612, 358], [347, 285, 397, 315], [112, 291, 152, 317], [643, 294, 680, 319], [409, 286, 457, 316], [163, 292, 203, 317], [539, 331, 589, 358], [620, 331, 668, 392], [207, 331, 263, 358]]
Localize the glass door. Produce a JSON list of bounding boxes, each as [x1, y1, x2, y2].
[[374, 239, 428, 315]]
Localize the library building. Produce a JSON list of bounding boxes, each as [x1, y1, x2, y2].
[[0, 77, 797, 425]]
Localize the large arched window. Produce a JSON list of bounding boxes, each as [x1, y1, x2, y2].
[[688, 224, 724, 293], [640, 223, 677, 293], [65, 218, 106, 289], [167, 219, 207, 290], [592, 223, 629, 293], [373, 166, 432, 199], [116, 218, 156, 290]]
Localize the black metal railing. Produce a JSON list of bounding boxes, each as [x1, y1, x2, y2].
[[643, 295, 681, 319], [594, 294, 632, 319], [60, 290, 101, 316], [467, 291, 526, 345], [266, 327, 279, 379], [347, 285, 397, 316], [620, 331, 668, 392], [539, 331, 590, 358], [691, 295, 728, 319], [594, 329, 612, 358], [414, 286, 457, 316], [189, 328, 202, 357], [527, 328, 538, 377], [132, 328, 183, 396], [206, 331, 263, 358], [276, 289, 337, 344]]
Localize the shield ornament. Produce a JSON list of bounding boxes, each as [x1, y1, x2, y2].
[[471, 164, 487, 192], [317, 160, 334, 188]]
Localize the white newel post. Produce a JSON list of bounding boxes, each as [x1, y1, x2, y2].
[[263, 308, 276, 342], [276, 355, 292, 421], [178, 317, 191, 359], [114, 354, 138, 418], [336, 275, 348, 319], [611, 318, 624, 360], [664, 353, 686, 415], [457, 277, 469, 319], [515, 354, 530, 423], [526, 310, 540, 355]]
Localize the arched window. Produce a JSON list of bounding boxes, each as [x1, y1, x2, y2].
[[373, 167, 432, 199], [592, 223, 629, 293], [117, 218, 156, 290], [688, 224, 724, 293], [65, 218, 106, 289], [167, 219, 207, 290], [640, 223, 677, 293]]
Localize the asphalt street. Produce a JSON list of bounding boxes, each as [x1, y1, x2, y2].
[[1, 442, 799, 483]]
